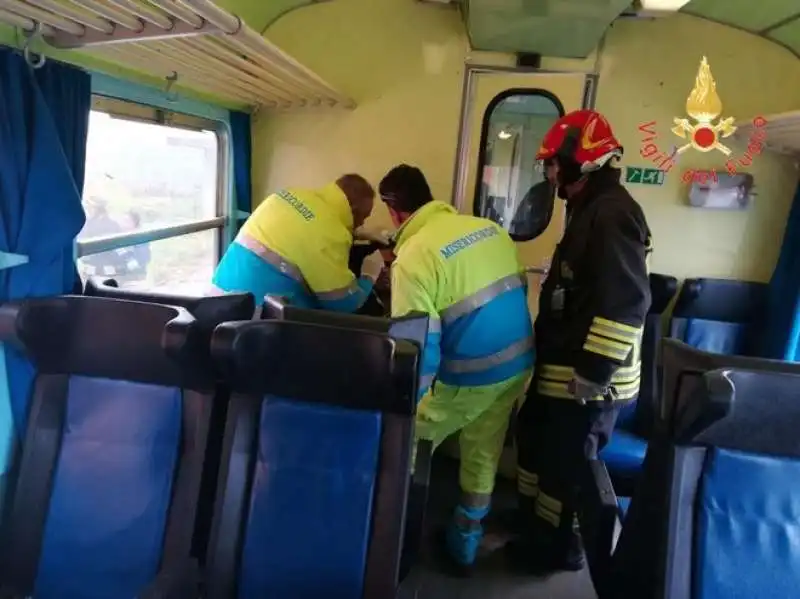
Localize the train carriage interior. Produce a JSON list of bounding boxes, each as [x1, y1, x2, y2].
[[1, 0, 800, 597]]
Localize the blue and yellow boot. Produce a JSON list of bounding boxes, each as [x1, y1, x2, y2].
[[437, 503, 490, 577]]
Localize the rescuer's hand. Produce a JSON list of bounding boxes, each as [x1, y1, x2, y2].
[[355, 224, 395, 245], [568, 373, 607, 401], [361, 250, 386, 283]]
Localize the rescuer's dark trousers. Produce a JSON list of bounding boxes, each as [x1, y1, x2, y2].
[[515, 390, 620, 562]]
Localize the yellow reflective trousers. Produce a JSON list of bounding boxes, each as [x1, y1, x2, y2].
[[415, 371, 530, 495]]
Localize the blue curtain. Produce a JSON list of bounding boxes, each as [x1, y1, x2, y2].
[[0, 48, 90, 435], [229, 111, 252, 232], [761, 181, 800, 361]]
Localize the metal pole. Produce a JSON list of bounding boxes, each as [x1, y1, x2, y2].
[[0, 0, 84, 35], [0, 7, 55, 35]]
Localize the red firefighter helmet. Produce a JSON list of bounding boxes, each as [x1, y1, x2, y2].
[[536, 109, 623, 173]]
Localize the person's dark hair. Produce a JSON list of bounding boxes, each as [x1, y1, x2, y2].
[[379, 164, 434, 213], [336, 173, 375, 203]]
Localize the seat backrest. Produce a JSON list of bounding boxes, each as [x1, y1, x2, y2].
[[206, 319, 419, 599], [0, 295, 215, 599], [261, 295, 431, 580], [669, 278, 766, 356], [84, 278, 256, 374], [262, 294, 389, 331], [662, 369, 800, 599], [659, 338, 800, 436], [262, 294, 429, 353], [611, 367, 800, 599], [84, 277, 257, 561], [618, 273, 678, 435], [261, 295, 430, 582]]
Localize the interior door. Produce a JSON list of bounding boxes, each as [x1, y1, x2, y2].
[[455, 70, 590, 320]]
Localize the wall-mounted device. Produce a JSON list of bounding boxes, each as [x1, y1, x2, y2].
[[687, 172, 754, 210]]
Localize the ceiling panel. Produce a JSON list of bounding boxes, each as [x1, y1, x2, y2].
[[465, 0, 800, 61], [769, 18, 800, 55], [682, 0, 798, 33], [682, 0, 800, 58], [467, 0, 631, 58]]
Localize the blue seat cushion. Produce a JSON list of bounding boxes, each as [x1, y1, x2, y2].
[[617, 496, 631, 520], [695, 448, 800, 599], [238, 397, 382, 599], [35, 376, 182, 599], [684, 319, 748, 355], [600, 429, 647, 478], [616, 398, 638, 429]]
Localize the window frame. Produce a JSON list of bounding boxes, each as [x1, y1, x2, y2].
[[76, 94, 230, 268], [472, 88, 565, 242]]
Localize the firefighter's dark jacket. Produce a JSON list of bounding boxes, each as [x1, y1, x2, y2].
[[536, 168, 652, 402]]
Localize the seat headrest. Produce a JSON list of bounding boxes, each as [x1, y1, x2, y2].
[[678, 369, 800, 458], [211, 319, 418, 415], [648, 273, 678, 314], [0, 295, 211, 388], [660, 339, 800, 425], [672, 278, 767, 321], [262, 296, 430, 348], [85, 278, 256, 328], [262, 295, 389, 332]]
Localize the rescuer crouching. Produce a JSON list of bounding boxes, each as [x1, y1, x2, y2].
[[211, 174, 386, 312]]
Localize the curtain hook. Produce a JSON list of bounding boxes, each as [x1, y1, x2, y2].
[[23, 22, 46, 70], [164, 71, 179, 104]]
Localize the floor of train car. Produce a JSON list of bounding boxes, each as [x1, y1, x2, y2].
[[398, 454, 596, 599]]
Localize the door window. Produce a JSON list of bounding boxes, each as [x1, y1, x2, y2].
[[474, 90, 563, 241]]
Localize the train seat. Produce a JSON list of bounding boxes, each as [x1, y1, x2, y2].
[[261, 295, 433, 580], [659, 338, 800, 437], [0, 295, 216, 599], [588, 367, 800, 599], [204, 319, 420, 599], [83, 277, 256, 561], [669, 278, 767, 356], [600, 273, 678, 493]]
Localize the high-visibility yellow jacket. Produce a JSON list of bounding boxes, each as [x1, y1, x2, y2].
[[212, 183, 373, 311], [391, 200, 534, 395]]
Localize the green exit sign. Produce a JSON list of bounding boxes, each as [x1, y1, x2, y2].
[[625, 167, 665, 185]]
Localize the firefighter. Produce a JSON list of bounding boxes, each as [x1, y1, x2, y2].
[[212, 174, 386, 311], [508, 109, 652, 575], [379, 164, 534, 572]]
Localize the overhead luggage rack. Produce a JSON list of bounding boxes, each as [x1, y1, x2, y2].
[[0, 0, 355, 110], [734, 111, 800, 159]]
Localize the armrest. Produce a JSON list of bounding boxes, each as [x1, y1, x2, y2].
[[579, 459, 621, 599], [138, 558, 201, 599]]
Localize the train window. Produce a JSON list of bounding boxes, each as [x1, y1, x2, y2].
[[474, 90, 564, 241], [77, 97, 226, 295]]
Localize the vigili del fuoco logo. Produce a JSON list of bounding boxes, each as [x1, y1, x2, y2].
[[637, 56, 767, 183]]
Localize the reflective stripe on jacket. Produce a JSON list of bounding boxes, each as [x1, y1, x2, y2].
[[212, 183, 373, 311], [535, 168, 652, 402], [391, 201, 534, 395]]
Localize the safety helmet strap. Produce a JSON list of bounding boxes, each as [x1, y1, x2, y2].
[[554, 126, 584, 188], [557, 126, 581, 162]]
